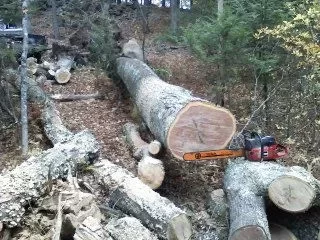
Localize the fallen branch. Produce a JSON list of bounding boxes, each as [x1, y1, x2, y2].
[[50, 93, 104, 102], [94, 159, 192, 240], [123, 122, 164, 189]]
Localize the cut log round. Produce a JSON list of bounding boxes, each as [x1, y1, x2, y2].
[[123, 122, 164, 189], [94, 159, 192, 240], [270, 223, 297, 240], [268, 174, 319, 213], [148, 140, 161, 155], [117, 57, 236, 160], [224, 159, 320, 240], [55, 68, 71, 84]]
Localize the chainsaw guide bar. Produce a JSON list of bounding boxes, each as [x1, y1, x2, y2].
[[183, 149, 245, 161]]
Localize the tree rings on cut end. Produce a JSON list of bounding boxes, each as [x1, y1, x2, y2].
[[270, 223, 298, 240], [167, 101, 236, 160], [231, 226, 268, 240], [268, 175, 315, 213]]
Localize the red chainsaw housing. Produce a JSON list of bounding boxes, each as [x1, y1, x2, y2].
[[246, 144, 288, 161]]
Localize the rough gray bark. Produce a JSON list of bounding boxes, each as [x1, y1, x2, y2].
[[21, 0, 30, 156], [74, 216, 112, 240], [206, 189, 229, 239], [94, 159, 192, 240], [224, 159, 320, 240], [116, 57, 236, 160], [0, 130, 99, 227], [123, 122, 164, 189], [105, 217, 159, 240]]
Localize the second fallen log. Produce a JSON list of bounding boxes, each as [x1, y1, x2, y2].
[[117, 57, 236, 160]]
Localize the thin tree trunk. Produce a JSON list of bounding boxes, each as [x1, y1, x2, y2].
[[170, 0, 178, 34], [217, 0, 223, 18], [262, 76, 270, 131], [21, 0, 29, 156], [50, 0, 60, 39], [162, 0, 166, 7]]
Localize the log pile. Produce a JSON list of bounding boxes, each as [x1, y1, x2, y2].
[[27, 56, 75, 84], [116, 40, 320, 240]]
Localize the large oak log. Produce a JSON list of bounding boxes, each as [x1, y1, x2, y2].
[[94, 159, 192, 240], [123, 122, 164, 189], [116, 57, 236, 160], [0, 131, 99, 227], [224, 159, 320, 240]]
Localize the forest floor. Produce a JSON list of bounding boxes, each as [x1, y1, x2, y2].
[[0, 3, 319, 240]]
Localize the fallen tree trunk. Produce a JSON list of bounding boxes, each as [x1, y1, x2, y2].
[[123, 122, 164, 189], [117, 57, 236, 160], [5, 69, 73, 144], [94, 159, 192, 240], [0, 130, 99, 227], [50, 93, 104, 102], [224, 159, 320, 240]]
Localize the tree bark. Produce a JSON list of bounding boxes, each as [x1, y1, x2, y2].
[[123, 122, 164, 189], [21, 0, 30, 156], [224, 159, 320, 240], [116, 57, 236, 160], [0, 130, 99, 227], [49, 0, 60, 39], [94, 159, 192, 240], [74, 216, 112, 240]]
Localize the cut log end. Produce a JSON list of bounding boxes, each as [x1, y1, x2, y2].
[[167, 214, 192, 240], [167, 101, 236, 160], [138, 156, 165, 190], [230, 226, 268, 240], [270, 223, 298, 240], [268, 175, 316, 213], [148, 140, 161, 155], [55, 69, 71, 84]]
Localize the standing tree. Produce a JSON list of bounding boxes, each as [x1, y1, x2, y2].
[[170, 0, 178, 34], [49, 0, 60, 39], [21, 0, 30, 156]]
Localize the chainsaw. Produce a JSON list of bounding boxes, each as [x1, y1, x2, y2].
[[183, 132, 289, 162]]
